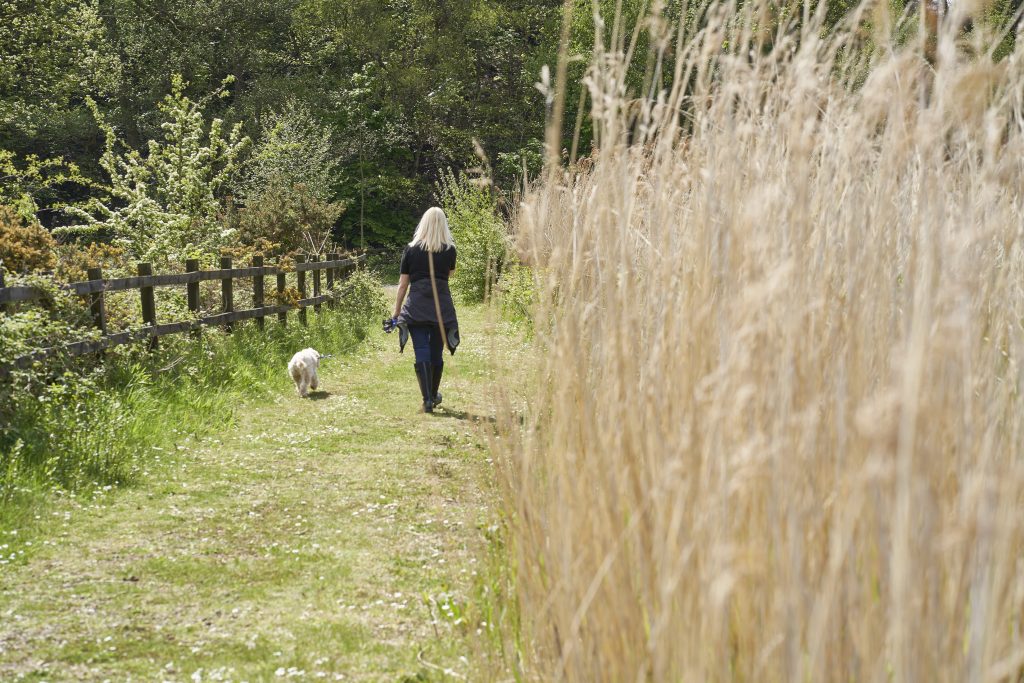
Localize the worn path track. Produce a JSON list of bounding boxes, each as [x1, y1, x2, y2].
[[0, 304, 515, 681]]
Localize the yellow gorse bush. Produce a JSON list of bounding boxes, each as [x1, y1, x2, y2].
[[0, 205, 56, 274]]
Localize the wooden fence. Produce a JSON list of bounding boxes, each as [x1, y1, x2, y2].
[[0, 252, 366, 374]]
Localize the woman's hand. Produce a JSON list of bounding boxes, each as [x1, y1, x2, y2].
[[393, 273, 410, 319]]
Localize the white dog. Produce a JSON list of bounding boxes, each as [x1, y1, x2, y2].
[[288, 348, 321, 398]]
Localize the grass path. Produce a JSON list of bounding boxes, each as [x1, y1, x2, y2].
[[0, 302, 516, 681]]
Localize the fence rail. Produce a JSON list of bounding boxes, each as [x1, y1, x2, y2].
[[0, 252, 366, 375]]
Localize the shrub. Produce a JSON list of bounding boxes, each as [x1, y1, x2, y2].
[[0, 205, 57, 274], [61, 75, 250, 265], [232, 181, 345, 255], [0, 271, 111, 497], [331, 267, 388, 337], [0, 151, 96, 223], [496, 139, 544, 189], [238, 99, 339, 203], [436, 170, 508, 303], [496, 262, 537, 329], [363, 247, 404, 284], [53, 242, 131, 283], [0, 272, 96, 367]]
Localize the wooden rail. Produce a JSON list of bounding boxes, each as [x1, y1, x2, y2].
[[0, 253, 365, 374], [0, 257, 362, 302]]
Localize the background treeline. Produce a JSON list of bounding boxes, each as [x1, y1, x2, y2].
[[2, 0, 1019, 250], [1, 0, 567, 246]]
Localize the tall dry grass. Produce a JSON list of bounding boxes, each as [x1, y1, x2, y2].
[[493, 2, 1024, 681]]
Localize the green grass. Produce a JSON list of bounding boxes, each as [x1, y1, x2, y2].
[[0, 301, 523, 681], [1, 269, 387, 529]]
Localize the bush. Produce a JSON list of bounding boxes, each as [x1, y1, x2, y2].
[[61, 75, 250, 265], [363, 247, 404, 284], [0, 271, 113, 499], [232, 180, 345, 256], [53, 242, 131, 283], [496, 262, 537, 329], [436, 170, 508, 303], [0, 272, 96, 367], [331, 267, 389, 336], [0, 205, 57, 274], [237, 99, 339, 203]]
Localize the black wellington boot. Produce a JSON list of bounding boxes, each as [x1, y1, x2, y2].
[[414, 362, 434, 413], [431, 362, 444, 407]]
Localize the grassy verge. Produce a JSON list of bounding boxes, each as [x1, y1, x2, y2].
[[0, 299, 525, 681], [0, 270, 387, 545]]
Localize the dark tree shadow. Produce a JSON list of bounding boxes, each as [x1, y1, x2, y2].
[[306, 391, 332, 401], [432, 408, 497, 424]]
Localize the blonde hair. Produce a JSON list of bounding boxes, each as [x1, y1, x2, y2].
[[409, 207, 455, 253]]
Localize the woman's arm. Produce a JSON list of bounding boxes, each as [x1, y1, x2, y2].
[[393, 273, 410, 318]]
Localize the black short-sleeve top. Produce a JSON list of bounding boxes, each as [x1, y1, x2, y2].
[[400, 244, 457, 283]]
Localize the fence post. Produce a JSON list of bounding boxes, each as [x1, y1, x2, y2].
[[185, 259, 201, 338], [86, 267, 107, 334], [0, 268, 8, 316], [326, 252, 337, 308], [312, 254, 322, 315], [253, 254, 265, 331], [276, 269, 287, 326], [221, 256, 233, 333], [296, 255, 307, 326], [138, 262, 158, 350]]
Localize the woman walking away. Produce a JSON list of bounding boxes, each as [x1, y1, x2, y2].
[[391, 207, 460, 413]]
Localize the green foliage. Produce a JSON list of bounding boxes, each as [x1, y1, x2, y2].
[[239, 100, 340, 203], [1, 0, 569, 246], [232, 181, 346, 255], [62, 76, 250, 264], [364, 247, 404, 284], [496, 262, 537, 329], [1, 370, 140, 496], [436, 170, 508, 303], [8, 0, 1013, 251], [0, 150, 97, 222], [0, 272, 97, 366], [0, 206, 57, 274], [0, 0, 120, 137], [1, 271, 386, 507], [0, 271, 113, 494], [52, 242, 132, 284], [496, 140, 545, 187], [330, 267, 390, 334]]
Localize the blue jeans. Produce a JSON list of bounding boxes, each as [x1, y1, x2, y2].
[[409, 325, 444, 365]]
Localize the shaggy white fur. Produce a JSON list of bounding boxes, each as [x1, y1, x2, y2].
[[288, 348, 321, 398]]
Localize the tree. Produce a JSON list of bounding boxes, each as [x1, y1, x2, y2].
[[0, 0, 120, 139]]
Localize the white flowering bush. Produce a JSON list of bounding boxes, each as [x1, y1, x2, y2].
[[61, 75, 250, 265]]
